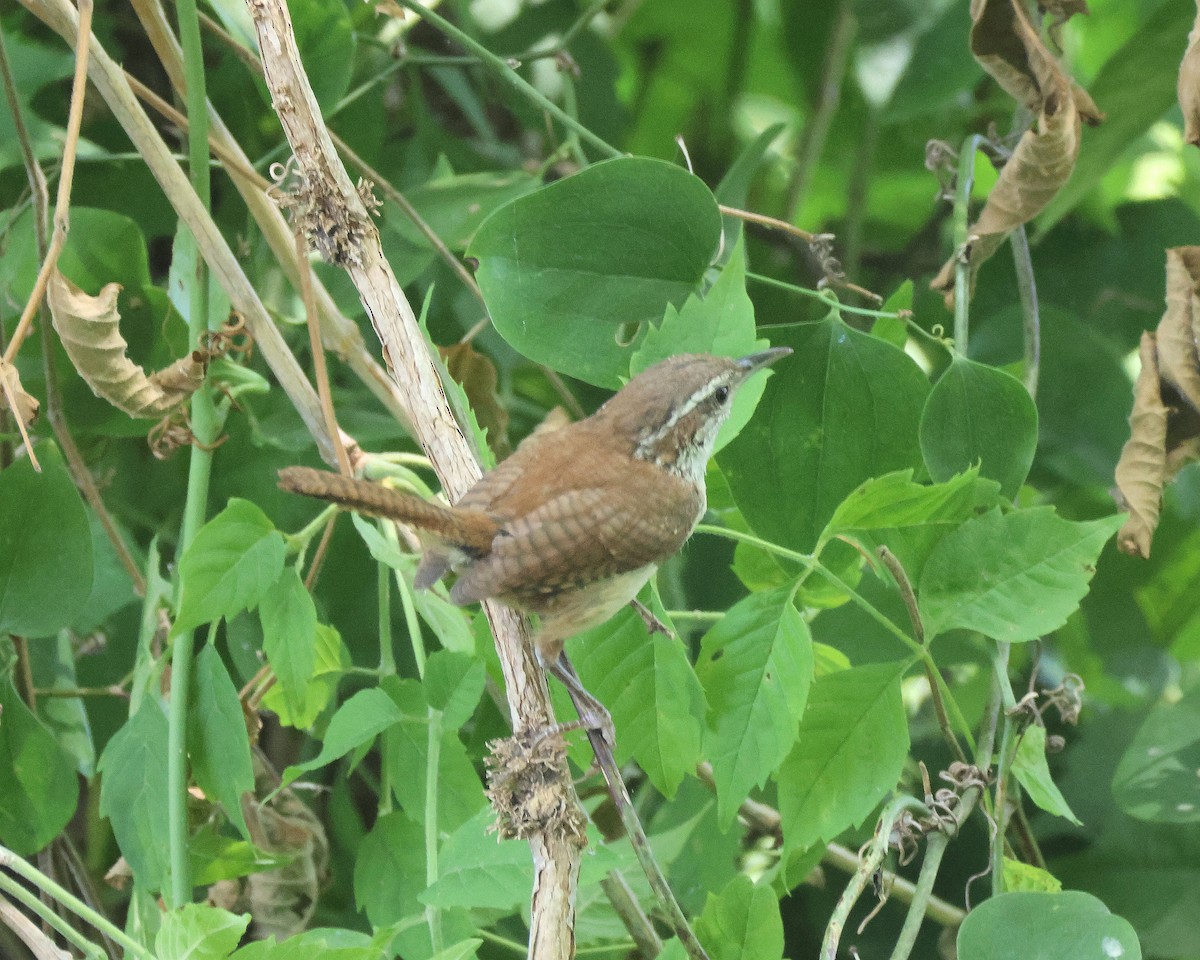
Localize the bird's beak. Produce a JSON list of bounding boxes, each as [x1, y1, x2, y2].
[[736, 346, 792, 376]]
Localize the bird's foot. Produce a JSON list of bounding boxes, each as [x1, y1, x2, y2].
[[630, 598, 675, 640]]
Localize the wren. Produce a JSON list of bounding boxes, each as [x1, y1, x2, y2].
[[279, 348, 790, 741]]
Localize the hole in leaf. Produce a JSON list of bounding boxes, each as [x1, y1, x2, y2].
[[614, 320, 643, 347]]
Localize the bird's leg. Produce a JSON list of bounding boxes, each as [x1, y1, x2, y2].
[[630, 598, 675, 640], [540, 651, 616, 747]]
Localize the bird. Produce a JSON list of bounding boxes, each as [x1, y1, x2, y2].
[[279, 348, 790, 741]]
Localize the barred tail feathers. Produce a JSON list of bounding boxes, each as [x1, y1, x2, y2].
[[277, 467, 496, 553]]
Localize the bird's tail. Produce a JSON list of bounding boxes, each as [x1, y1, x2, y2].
[[277, 467, 496, 553]]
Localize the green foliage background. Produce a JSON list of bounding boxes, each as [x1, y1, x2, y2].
[[2, 0, 1200, 958]]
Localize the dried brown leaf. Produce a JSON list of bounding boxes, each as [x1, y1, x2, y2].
[[1115, 332, 1167, 558], [1156, 247, 1200, 412], [47, 269, 206, 418], [0, 359, 40, 429], [1180, 2, 1200, 146], [933, 0, 1102, 306], [439, 341, 511, 455]]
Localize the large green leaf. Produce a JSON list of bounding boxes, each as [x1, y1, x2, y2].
[[261, 623, 348, 729], [570, 599, 705, 798], [259, 566, 318, 719], [631, 241, 770, 452], [279, 688, 404, 789], [1113, 686, 1200, 823], [420, 808, 532, 912], [718, 315, 929, 553], [98, 702, 171, 891], [381, 677, 487, 831], [188, 645, 255, 837], [424, 651, 485, 729], [820, 468, 999, 581], [175, 500, 286, 634], [696, 586, 813, 828], [0, 442, 93, 637], [156, 904, 250, 960], [694, 875, 783, 960], [920, 357, 1038, 500], [919, 508, 1123, 643], [0, 679, 79, 854], [777, 661, 909, 861], [957, 891, 1140, 960], [469, 156, 722, 387]]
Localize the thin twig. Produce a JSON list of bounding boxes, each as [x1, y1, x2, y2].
[[395, 0, 622, 159], [1009, 224, 1040, 400], [820, 796, 931, 960], [2, 0, 93, 378], [295, 228, 352, 475], [951, 134, 986, 351], [600, 871, 663, 959], [718, 203, 819, 243], [0, 892, 72, 960], [877, 547, 966, 765], [560, 657, 710, 960]]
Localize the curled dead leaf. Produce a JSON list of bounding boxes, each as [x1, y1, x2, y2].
[[0, 359, 42, 471], [47, 269, 207, 418], [1156, 247, 1200, 411], [932, 0, 1103, 307], [439, 340, 511, 455], [1180, 1, 1200, 146], [0, 358, 40, 429], [1115, 333, 1168, 558], [1115, 251, 1200, 558]]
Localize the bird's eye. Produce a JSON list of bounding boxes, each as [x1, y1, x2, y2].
[[714, 385, 730, 404]]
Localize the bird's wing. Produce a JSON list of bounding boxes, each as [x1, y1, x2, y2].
[[448, 476, 702, 606]]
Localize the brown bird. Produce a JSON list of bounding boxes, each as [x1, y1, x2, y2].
[[279, 348, 789, 740]]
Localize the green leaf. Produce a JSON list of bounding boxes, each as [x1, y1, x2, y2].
[[718, 315, 929, 553], [381, 677, 487, 831], [821, 468, 999, 581], [188, 645, 255, 837], [156, 903, 250, 960], [956, 891, 1141, 960], [28, 632, 95, 776], [631, 240, 770, 453], [1036, 0, 1195, 233], [420, 808, 532, 911], [571, 600, 706, 797], [0, 441, 93, 637], [411, 171, 540, 250], [1113, 686, 1200, 823], [279, 688, 404, 789], [1002, 858, 1063, 894], [0, 679, 79, 854], [231, 929, 383, 960], [352, 515, 476, 654], [920, 357, 1038, 500], [424, 651, 485, 728], [1011, 724, 1082, 826], [469, 156, 722, 387], [259, 566, 318, 719], [919, 508, 1124, 643], [696, 586, 814, 828], [188, 827, 293, 886], [175, 499, 286, 634], [777, 661, 910, 860], [290, 0, 354, 111], [98, 702, 170, 891], [354, 811, 425, 927], [261, 623, 348, 728], [694, 875, 783, 960]]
